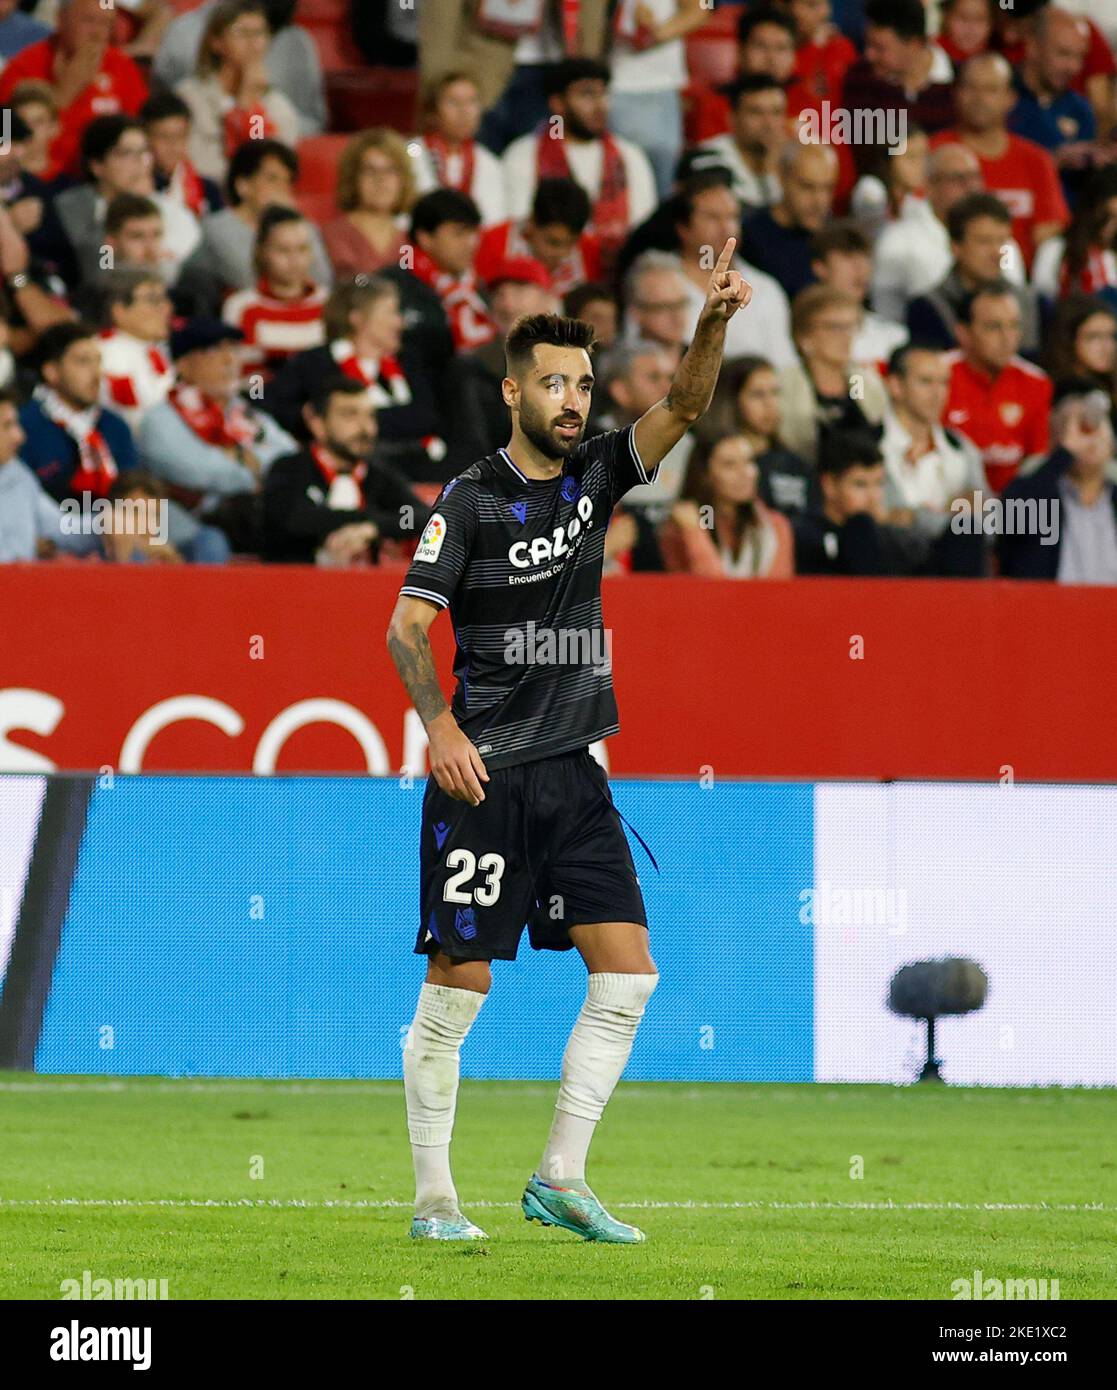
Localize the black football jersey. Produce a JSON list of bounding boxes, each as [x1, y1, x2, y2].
[[399, 424, 656, 769]]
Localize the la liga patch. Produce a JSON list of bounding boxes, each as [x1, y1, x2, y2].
[[414, 512, 447, 563]]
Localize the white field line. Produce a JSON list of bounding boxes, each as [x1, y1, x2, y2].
[[0, 1198, 1113, 1213], [0, 1081, 411, 1095], [0, 1080, 1110, 1100]]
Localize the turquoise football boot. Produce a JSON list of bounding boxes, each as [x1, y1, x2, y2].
[[521, 1174, 646, 1243], [410, 1210, 489, 1240]]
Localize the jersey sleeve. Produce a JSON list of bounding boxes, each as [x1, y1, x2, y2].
[[600, 424, 658, 508], [398, 476, 477, 610]]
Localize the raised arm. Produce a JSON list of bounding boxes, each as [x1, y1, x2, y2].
[[633, 237, 752, 469], [386, 594, 489, 805]]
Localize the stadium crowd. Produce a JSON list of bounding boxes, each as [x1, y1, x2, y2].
[[1, 0, 1116, 582]]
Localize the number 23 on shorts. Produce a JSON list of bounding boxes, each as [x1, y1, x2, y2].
[[442, 849, 506, 906]]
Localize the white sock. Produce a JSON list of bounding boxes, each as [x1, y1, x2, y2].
[[403, 982, 486, 1217], [539, 972, 659, 1187]]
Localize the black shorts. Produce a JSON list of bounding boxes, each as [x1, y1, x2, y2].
[[415, 748, 648, 962]]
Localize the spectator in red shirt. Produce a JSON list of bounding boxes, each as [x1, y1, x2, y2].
[[693, 3, 862, 212], [222, 206, 327, 384], [476, 179, 602, 300], [944, 281, 1053, 491], [938, 0, 995, 66], [785, 0, 859, 116], [930, 52, 1069, 268], [0, 0, 149, 179], [406, 188, 496, 353]]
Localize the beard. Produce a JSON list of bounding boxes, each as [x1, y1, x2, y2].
[[565, 113, 602, 142], [327, 433, 374, 465], [519, 398, 586, 459]]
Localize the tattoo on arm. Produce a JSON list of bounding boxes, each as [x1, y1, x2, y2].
[[665, 311, 729, 422], [387, 621, 448, 727]]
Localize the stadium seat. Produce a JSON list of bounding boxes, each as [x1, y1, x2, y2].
[[294, 133, 349, 221], [326, 68, 418, 134], [296, 133, 349, 195], [296, 0, 349, 20], [302, 22, 366, 70], [686, 36, 737, 86], [685, 0, 744, 86], [699, 1, 746, 36]]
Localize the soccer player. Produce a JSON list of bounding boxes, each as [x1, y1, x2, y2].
[[386, 238, 751, 1244]]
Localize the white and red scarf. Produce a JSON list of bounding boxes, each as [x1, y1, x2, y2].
[[312, 444, 366, 510], [535, 121, 629, 258], [328, 339, 446, 462], [1061, 245, 1117, 297], [409, 246, 496, 351], [34, 385, 117, 497], [424, 133, 476, 196], [98, 329, 173, 414], [168, 158, 209, 218], [330, 339, 413, 408], [169, 384, 258, 449]]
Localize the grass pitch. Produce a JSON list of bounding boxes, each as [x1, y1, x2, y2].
[[1, 1076, 1114, 1300]]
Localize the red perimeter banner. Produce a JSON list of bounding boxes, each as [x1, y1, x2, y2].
[[0, 565, 1114, 781]]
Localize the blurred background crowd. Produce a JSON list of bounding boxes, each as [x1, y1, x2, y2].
[[1, 0, 1116, 582]]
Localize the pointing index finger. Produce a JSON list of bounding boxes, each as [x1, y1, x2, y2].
[[714, 237, 736, 275]]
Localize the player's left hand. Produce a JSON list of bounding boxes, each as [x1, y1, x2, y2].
[[704, 237, 752, 322]]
